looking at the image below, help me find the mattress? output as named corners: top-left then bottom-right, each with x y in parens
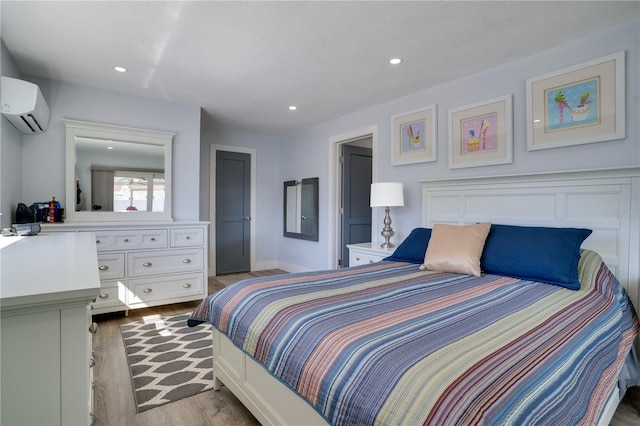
top-left (189, 249), bottom-right (639, 425)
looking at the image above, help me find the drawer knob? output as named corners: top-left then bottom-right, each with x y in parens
top-left (98, 265), bottom-right (109, 271)
top-left (90, 357), bottom-right (96, 368)
top-left (143, 262), bottom-right (153, 267)
top-left (186, 236), bottom-right (191, 240)
top-left (183, 258), bottom-right (191, 264)
top-left (96, 239), bottom-right (101, 244)
top-left (356, 257), bottom-right (361, 261)
top-left (124, 238), bottom-right (129, 243)
top-left (98, 293), bottom-right (109, 299)
top-left (369, 260), bottom-right (374, 263)
top-left (143, 288), bottom-right (153, 293)
top-left (151, 237), bottom-right (156, 241)
top-left (183, 283), bottom-right (192, 288)
top-left (89, 322), bottom-right (98, 334)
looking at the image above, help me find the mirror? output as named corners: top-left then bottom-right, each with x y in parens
top-left (283, 177), bottom-right (318, 241)
top-left (63, 119), bottom-right (174, 222)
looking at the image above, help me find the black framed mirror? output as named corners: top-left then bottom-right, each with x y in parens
top-left (283, 177), bottom-right (318, 241)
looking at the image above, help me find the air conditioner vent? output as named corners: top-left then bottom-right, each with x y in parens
top-left (1, 76), bottom-right (50, 134)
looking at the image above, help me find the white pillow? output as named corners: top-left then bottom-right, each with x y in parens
top-left (420, 222), bottom-right (491, 277)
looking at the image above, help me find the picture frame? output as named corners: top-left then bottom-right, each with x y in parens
top-left (526, 50), bottom-right (625, 151)
top-left (391, 105), bottom-right (437, 166)
top-left (448, 94), bottom-right (513, 169)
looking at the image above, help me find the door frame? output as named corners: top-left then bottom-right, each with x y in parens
top-left (327, 125), bottom-right (379, 269)
top-left (209, 145), bottom-right (256, 276)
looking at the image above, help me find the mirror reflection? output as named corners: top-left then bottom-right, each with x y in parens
top-left (63, 119), bottom-right (174, 222)
top-left (75, 137), bottom-right (165, 212)
top-left (284, 177), bottom-right (318, 241)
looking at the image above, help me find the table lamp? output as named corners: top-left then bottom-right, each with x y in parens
top-left (370, 182), bottom-right (404, 248)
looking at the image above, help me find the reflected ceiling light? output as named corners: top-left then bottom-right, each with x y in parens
top-left (114, 66), bottom-right (127, 73)
top-left (289, 106), bottom-right (297, 110)
top-left (389, 58), bottom-right (403, 65)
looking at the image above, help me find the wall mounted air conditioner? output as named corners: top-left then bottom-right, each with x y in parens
top-left (1, 76), bottom-right (50, 134)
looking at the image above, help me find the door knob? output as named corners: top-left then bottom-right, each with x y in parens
top-left (243, 216), bottom-right (251, 221)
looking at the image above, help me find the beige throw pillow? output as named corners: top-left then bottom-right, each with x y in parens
top-left (420, 222), bottom-right (491, 277)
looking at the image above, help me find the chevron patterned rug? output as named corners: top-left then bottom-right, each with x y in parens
top-left (120, 312), bottom-right (213, 413)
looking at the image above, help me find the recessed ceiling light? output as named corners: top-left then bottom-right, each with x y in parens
top-left (289, 106), bottom-right (297, 111)
top-left (389, 58), bottom-right (402, 65)
top-left (114, 66), bottom-right (127, 73)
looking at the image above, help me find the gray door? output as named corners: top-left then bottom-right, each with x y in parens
top-left (216, 151), bottom-right (251, 274)
top-left (341, 145), bottom-right (372, 266)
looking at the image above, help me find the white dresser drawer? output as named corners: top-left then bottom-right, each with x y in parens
top-left (94, 229), bottom-right (168, 252)
top-left (42, 222), bottom-right (208, 315)
top-left (97, 253), bottom-right (125, 280)
top-left (347, 243), bottom-right (394, 267)
top-left (350, 252), bottom-right (384, 266)
top-left (92, 281), bottom-right (126, 310)
top-left (170, 227), bottom-right (205, 248)
top-left (128, 248), bottom-right (204, 277)
top-left (128, 273), bottom-right (204, 305)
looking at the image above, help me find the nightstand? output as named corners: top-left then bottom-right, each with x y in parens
top-left (347, 242), bottom-right (396, 266)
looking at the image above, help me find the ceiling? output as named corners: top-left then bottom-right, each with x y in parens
top-left (2, 1), bottom-right (638, 136)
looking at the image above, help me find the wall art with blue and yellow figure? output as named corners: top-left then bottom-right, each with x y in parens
top-left (545, 77), bottom-right (599, 132)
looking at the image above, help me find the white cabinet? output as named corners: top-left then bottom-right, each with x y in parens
top-left (347, 242), bottom-right (395, 266)
top-left (1, 232), bottom-right (100, 426)
top-left (128, 248), bottom-right (204, 277)
top-left (42, 221), bottom-right (209, 314)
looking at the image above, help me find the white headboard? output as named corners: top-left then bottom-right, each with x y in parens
top-left (421, 167), bottom-right (639, 311)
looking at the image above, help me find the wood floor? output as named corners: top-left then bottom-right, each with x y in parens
top-left (91, 270), bottom-right (285, 426)
top-left (92, 269), bottom-right (640, 426)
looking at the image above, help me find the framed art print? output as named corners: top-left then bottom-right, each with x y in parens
top-left (391, 105), bottom-right (437, 166)
top-left (448, 94), bottom-right (512, 169)
top-left (526, 50), bottom-right (625, 151)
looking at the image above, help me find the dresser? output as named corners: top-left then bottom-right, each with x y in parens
top-left (42, 221), bottom-right (209, 315)
top-left (1, 232), bottom-right (100, 426)
top-left (347, 242), bottom-right (395, 266)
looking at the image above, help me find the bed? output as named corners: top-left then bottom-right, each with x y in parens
top-left (189, 168), bottom-right (640, 425)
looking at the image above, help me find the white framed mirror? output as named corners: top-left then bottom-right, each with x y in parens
top-left (63, 119), bottom-right (174, 222)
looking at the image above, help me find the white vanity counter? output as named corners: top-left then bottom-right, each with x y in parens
top-left (1, 231), bottom-right (100, 426)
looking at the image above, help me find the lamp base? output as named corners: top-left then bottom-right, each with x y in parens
top-left (380, 241), bottom-right (395, 249)
top-left (379, 206), bottom-right (395, 249)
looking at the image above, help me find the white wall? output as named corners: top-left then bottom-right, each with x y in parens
top-left (4, 21), bottom-right (637, 273)
top-left (277, 20), bottom-right (640, 272)
top-left (0, 40), bottom-right (24, 228)
top-left (18, 78), bottom-right (201, 220)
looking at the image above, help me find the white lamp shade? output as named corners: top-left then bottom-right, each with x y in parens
top-left (370, 182), bottom-right (404, 207)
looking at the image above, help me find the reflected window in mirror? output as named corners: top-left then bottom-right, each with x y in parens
top-left (63, 119), bottom-right (174, 222)
top-left (283, 177), bottom-right (318, 241)
top-left (113, 172), bottom-right (165, 212)
top-left (88, 168), bottom-right (164, 212)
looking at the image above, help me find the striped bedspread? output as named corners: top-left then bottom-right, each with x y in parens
top-left (189, 250), bottom-right (638, 425)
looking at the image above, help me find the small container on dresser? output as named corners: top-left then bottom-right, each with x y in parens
top-left (347, 242), bottom-right (395, 266)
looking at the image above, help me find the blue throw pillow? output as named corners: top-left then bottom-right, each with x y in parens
top-left (480, 224), bottom-right (592, 290)
top-left (384, 228), bottom-right (431, 264)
